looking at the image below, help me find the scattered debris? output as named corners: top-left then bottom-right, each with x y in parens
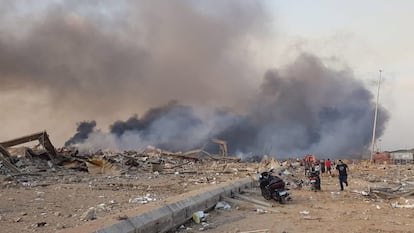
top-left (117, 215), bottom-right (129, 220)
top-left (2, 132), bottom-right (414, 233)
top-left (0, 145), bottom-right (21, 174)
top-left (192, 211), bottom-right (205, 224)
top-left (80, 207), bottom-right (97, 221)
top-left (85, 158), bottom-right (120, 175)
top-left (239, 229), bottom-right (271, 233)
top-left (128, 194), bottom-right (156, 204)
top-left (369, 185), bottom-right (414, 199)
top-left (391, 199), bottom-right (414, 209)
top-left (0, 131), bottom-right (57, 159)
top-left (351, 190), bottom-right (370, 196)
top-left (214, 201), bottom-right (231, 210)
top-left (303, 216), bottom-right (322, 221)
top-left (255, 208), bottom-right (268, 214)
top-left (36, 222), bottom-right (47, 227)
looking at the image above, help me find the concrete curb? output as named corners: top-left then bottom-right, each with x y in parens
top-left (95, 177), bottom-right (256, 233)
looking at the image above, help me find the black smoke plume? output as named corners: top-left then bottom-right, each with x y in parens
top-left (109, 102), bottom-right (205, 151)
top-left (68, 54), bottom-right (389, 157)
top-left (64, 121), bottom-right (96, 146)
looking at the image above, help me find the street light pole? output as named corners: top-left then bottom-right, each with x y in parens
top-left (370, 70), bottom-right (382, 163)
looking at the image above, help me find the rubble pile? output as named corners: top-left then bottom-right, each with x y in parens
top-left (0, 132), bottom-right (264, 233)
top-left (352, 164), bottom-right (414, 201)
top-left (1, 132), bottom-right (413, 233)
top-left (0, 132), bottom-right (248, 187)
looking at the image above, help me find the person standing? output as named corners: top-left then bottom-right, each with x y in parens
top-left (336, 160), bottom-right (349, 191)
top-left (325, 159), bottom-right (332, 175)
top-left (320, 159), bottom-right (325, 176)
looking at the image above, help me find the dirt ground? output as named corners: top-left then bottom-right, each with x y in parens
top-left (1, 160), bottom-right (413, 233)
top-left (175, 163), bottom-right (414, 233)
top-left (0, 160), bottom-right (253, 233)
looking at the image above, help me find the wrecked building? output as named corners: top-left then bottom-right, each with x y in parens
top-left (390, 149), bottom-right (414, 164)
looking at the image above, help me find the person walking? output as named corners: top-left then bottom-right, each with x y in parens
top-left (325, 158), bottom-right (332, 175)
top-left (336, 160), bottom-right (349, 191)
top-left (320, 159), bottom-right (325, 176)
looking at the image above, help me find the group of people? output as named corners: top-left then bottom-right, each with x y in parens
top-left (307, 158), bottom-right (349, 191)
top-left (308, 158), bottom-right (332, 176)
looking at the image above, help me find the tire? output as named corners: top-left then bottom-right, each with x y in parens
top-left (261, 188), bottom-right (272, 200)
top-left (279, 196), bottom-right (286, 204)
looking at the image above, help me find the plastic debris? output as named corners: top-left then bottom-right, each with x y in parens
top-left (192, 211), bottom-right (205, 224)
top-left (214, 201), bottom-right (231, 210)
top-left (128, 193), bottom-right (156, 204)
top-left (80, 207), bottom-right (96, 221)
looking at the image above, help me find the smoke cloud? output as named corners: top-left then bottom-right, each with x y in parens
top-left (64, 121), bottom-right (96, 146)
top-left (67, 54), bottom-right (389, 157)
top-left (0, 0), bottom-right (264, 111)
top-left (0, 1), bottom-right (389, 157)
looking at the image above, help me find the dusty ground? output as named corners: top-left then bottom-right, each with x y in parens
top-left (1, 160), bottom-right (413, 233)
top-left (0, 159), bottom-right (254, 233)
top-left (176, 163), bottom-right (414, 233)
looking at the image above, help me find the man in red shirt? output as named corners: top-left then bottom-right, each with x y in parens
top-left (325, 158), bottom-right (332, 175)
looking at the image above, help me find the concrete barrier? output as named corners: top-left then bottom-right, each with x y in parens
top-left (94, 177), bottom-right (255, 233)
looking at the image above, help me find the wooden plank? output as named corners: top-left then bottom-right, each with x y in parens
top-left (0, 131), bottom-right (45, 148)
top-left (0, 145), bottom-right (21, 174)
top-left (239, 229), bottom-right (270, 233)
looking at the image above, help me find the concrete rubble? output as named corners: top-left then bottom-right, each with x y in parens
top-left (0, 132), bottom-right (413, 233)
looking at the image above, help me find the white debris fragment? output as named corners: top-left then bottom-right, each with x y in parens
top-left (129, 194), bottom-right (156, 204)
top-left (214, 201), bottom-right (231, 210)
top-left (80, 207), bottom-right (96, 221)
top-left (192, 211), bottom-right (205, 224)
top-left (391, 202), bottom-right (414, 209)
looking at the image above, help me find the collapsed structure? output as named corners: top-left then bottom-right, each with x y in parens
top-left (0, 131), bottom-right (413, 233)
top-left (0, 131), bottom-right (58, 174)
top-left (0, 132), bottom-right (240, 176)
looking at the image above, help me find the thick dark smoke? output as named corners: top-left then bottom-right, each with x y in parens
top-left (109, 102), bottom-right (205, 151)
top-left (0, 1), bottom-right (389, 157)
top-left (221, 54), bottom-right (390, 157)
top-left (64, 121), bottom-right (96, 146)
top-left (67, 54), bottom-right (389, 157)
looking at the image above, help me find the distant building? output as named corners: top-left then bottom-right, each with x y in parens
top-left (372, 152), bottom-right (391, 164)
top-left (372, 149), bottom-right (414, 164)
top-left (389, 149), bottom-right (414, 164)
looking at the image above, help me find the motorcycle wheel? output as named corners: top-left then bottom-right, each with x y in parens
top-left (311, 184), bottom-right (315, 191)
top-left (279, 196), bottom-right (286, 204)
top-left (261, 188), bottom-right (272, 200)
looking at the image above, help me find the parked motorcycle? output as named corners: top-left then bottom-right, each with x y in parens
top-left (308, 170), bottom-right (321, 191)
top-left (259, 169), bottom-right (290, 204)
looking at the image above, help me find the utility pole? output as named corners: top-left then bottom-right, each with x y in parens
top-left (370, 70), bottom-right (382, 163)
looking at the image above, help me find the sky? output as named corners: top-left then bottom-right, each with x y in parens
top-left (0, 0), bottom-right (412, 155)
